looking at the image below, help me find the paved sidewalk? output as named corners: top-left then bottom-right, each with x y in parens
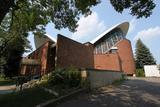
top-left (55, 77), bottom-right (160, 107)
top-left (0, 85), bottom-right (16, 94)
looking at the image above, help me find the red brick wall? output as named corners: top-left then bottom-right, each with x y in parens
top-left (94, 39), bottom-right (136, 75)
top-left (20, 41), bottom-right (50, 76)
top-left (115, 39), bottom-right (136, 75)
top-left (46, 43), bottom-right (56, 72)
top-left (94, 54), bottom-right (121, 71)
top-left (56, 35), bottom-right (94, 69)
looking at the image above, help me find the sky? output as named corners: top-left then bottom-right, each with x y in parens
top-left (27, 0), bottom-right (160, 64)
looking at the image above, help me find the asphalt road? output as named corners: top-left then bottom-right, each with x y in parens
top-left (56, 77), bottom-right (160, 107)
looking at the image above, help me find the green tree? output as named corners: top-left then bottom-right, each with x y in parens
top-left (0, 29), bottom-right (30, 77)
top-left (0, 16), bottom-right (30, 77)
top-left (1, 0), bottom-right (100, 30)
top-left (110, 0), bottom-right (155, 18)
top-left (0, 0), bottom-right (156, 25)
top-left (135, 39), bottom-right (156, 69)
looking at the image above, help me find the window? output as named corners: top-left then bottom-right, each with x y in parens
top-left (94, 28), bottom-right (125, 54)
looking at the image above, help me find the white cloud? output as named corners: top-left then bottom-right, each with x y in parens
top-left (134, 26), bottom-right (160, 41)
top-left (128, 18), bottom-right (137, 33)
top-left (71, 12), bottom-right (106, 41)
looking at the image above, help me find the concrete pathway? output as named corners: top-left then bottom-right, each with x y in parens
top-left (0, 85), bottom-right (16, 94)
top-left (56, 77), bottom-right (160, 107)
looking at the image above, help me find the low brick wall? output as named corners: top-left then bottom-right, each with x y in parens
top-left (85, 69), bottom-right (123, 88)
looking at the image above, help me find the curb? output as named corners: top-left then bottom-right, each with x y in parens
top-left (36, 88), bottom-right (87, 107)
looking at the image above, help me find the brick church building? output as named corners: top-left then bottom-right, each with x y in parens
top-left (20, 22), bottom-right (136, 76)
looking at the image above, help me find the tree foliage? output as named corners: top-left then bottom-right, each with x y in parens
top-left (135, 39), bottom-right (156, 69)
top-left (0, 0), bottom-right (156, 30)
top-left (110, 0), bottom-right (156, 18)
top-left (136, 68), bottom-right (145, 77)
top-left (0, 0), bottom-right (100, 32)
top-left (0, 28), bottom-right (30, 77)
top-left (0, 15), bottom-right (30, 77)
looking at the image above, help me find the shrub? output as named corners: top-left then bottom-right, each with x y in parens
top-left (0, 74), bottom-right (5, 80)
top-left (136, 69), bottom-right (145, 77)
top-left (41, 73), bottom-right (50, 81)
top-left (48, 68), bottom-right (65, 85)
top-left (48, 67), bottom-right (82, 88)
top-left (121, 73), bottom-right (127, 80)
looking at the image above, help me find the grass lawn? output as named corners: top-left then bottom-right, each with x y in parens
top-left (0, 77), bottom-right (15, 86)
top-left (0, 87), bottom-right (55, 107)
top-left (0, 80), bottom-right (15, 86)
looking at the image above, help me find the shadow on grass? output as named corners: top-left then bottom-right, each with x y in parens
top-left (0, 87), bottom-right (55, 107)
top-left (0, 80), bottom-right (15, 86)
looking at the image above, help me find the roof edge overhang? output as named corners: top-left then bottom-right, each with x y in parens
top-left (34, 34), bottom-right (57, 49)
top-left (90, 22), bottom-right (129, 44)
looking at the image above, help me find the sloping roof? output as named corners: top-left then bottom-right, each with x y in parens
top-left (90, 22), bottom-right (129, 44)
top-left (34, 22), bottom-right (129, 49)
top-left (34, 34), bottom-right (56, 49)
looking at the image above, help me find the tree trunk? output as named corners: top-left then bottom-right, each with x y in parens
top-left (0, 0), bottom-right (15, 24)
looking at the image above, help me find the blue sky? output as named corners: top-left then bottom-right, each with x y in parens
top-left (27, 0), bottom-right (160, 64)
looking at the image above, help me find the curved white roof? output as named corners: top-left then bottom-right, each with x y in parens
top-left (34, 34), bottom-right (56, 49)
top-left (90, 22), bottom-right (129, 44)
